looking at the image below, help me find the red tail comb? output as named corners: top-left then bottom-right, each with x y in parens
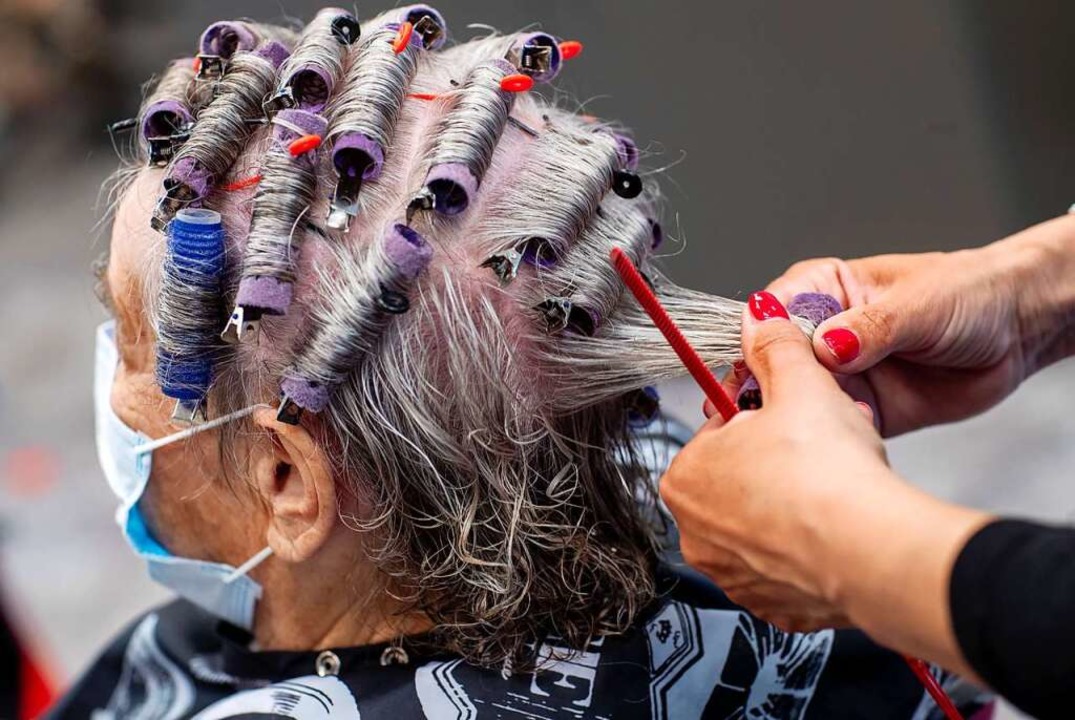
top-left (610, 247), bottom-right (739, 422)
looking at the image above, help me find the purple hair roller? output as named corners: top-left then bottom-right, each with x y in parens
top-left (402, 4), bottom-right (448, 49)
top-left (786, 292), bottom-right (844, 326)
top-left (236, 276), bottom-right (294, 318)
top-left (735, 292), bottom-right (845, 411)
top-left (736, 375), bottom-right (763, 411)
top-left (141, 100), bottom-right (193, 142)
top-left (422, 163), bottom-right (479, 217)
top-left (326, 133), bottom-right (387, 231)
top-left (151, 157), bottom-right (212, 231)
top-left (276, 224), bottom-right (432, 424)
top-left (196, 21), bottom-right (258, 78)
top-left (536, 297), bottom-right (599, 337)
top-left (200, 21), bottom-right (258, 57)
top-left (255, 40), bottom-right (292, 70)
top-left (272, 109), bottom-right (328, 169)
top-left (384, 224), bottom-right (434, 281)
top-left (377, 224), bottom-right (433, 314)
top-left (508, 32), bottom-right (562, 83)
top-left (649, 219), bottom-right (664, 250)
top-left (272, 108), bottom-right (328, 143)
top-left (279, 376), bottom-right (332, 418)
top-left (141, 98), bottom-right (194, 166)
top-left (613, 133), bottom-right (640, 172)
top-left (221, 275), bottom-right (294, 345)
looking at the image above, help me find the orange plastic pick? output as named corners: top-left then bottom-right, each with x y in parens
top-left (560, 40), bottom-right (584, 60)
top-left (288, 134), bottom-right (322, 156)
top-left (392, 21), bottom-right (414, 54)
top-left (500, 73), bottom-right (534, 93)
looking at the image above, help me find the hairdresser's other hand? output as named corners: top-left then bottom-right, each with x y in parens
top-left (663, 292), bottom-right (992, 672)
top-left (662, 292), bottom-right (887, 632)
top-left (763, 215), bottom-right (1075, 436)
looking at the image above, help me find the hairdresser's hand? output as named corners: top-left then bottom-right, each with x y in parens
top-left (760, 215), bottom-right (1075, 436)
top-left (662, 292), bottom-right (887, 631)
top-left (662, 293), bottom-right (991, 658)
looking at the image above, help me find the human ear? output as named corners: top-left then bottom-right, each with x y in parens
top-left (250, 408), bottom-right (337, 563)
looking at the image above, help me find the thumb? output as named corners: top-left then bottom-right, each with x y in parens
top-left (743, 291), bottom-right (838, 404)
top-left (812, 298), bottom-right (922, 373)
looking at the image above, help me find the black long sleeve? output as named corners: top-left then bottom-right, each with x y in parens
top-left (950, 518), bottom-right (1075, 719)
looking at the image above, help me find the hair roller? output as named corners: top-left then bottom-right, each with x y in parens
top-left (151, 41), bottom-right (292, 231)
top-left (139, 58), bottom-right (196, 166)
top-left (602, 130), bottom-right (643, 199)
top-left (627, 385), bottom-right (661, 428)
top-left (155, 208), bottom-right (226, 425)
top-left (409, 59), bottom-right (516, 220)
top-left (276, 223), bottom-right (433, 424)
top-left (535, 297), bottom-right (600, 337)
top-left (221, 108), bottom-right (328, 343)
top-left (475, 126), bottom-right (621, 277)
top-left (527, 196), bottom-right (654, 335)
top-left (400, 4), bottom-right (448, 49)
top-left (324, 22), bottom-right (424, 231)
top-left (264, 8), bottom-right (359, 116)
top-left (361, 4), bottom-right (448, 48)
top-left (506, 32), bottom-right (562, 83)
top-left (611, 132), bottom-right (639, 172)
top-left (196, 21), bottom-right (259, 79)
top-left (735, 293), bottom-right (843, 410)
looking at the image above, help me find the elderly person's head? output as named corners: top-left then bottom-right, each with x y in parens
top-left (96, 7), bottom-right (751, 668)
top-left (68, 8), bottom-right (999, 719)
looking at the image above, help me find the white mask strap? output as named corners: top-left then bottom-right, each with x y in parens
top-left (225, 545), bottom-right (274, 583)
top-left (134, 403), bottom-right (271, 456)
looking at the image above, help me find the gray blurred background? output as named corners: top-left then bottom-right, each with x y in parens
top-left (0, 1), bottom-right (1072, 717)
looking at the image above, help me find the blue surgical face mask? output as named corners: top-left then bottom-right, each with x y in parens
top-left (94, 320), bottom-right (271, 631)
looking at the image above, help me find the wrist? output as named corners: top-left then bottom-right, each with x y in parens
top-left (806, 468), bottom-right (993, 665)
top-left (986, 214), bottom-right (1075, 372)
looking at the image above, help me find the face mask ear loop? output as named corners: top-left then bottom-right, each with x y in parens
top-left (224, 545), bottom-right (274, 583)
top-left (133, 403), bottom-right (272, 456)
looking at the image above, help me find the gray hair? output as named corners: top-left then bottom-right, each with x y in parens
top-left (118, 7), bottom-right (815, 670)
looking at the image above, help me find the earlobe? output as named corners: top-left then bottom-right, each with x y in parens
top-left (251, 408), bottom-right (337, 563)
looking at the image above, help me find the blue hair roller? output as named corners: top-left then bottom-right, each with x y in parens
top-left (156, 208), bottom-right (226, 424)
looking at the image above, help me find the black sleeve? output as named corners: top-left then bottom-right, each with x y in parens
top-left (950, 518), bottom-right (1075, 720)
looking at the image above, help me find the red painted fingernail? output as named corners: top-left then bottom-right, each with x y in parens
top-left (748, 291), bottom-right (788, 321)
top-left (702, 399), bottom-right (716, 419)
top-left (822, 328), bottom-right (861, 364)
